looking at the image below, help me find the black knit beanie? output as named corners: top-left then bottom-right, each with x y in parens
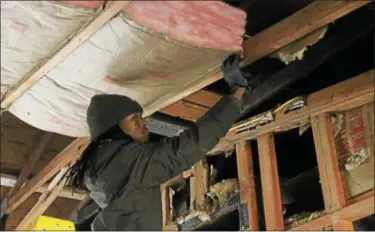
top-left (87, 94), bottom-right (143, 141)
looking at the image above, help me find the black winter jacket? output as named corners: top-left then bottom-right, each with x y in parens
top-left (84, 95), bottom-right (242, 230)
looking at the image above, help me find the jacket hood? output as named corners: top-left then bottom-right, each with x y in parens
top-left (87, 94), bottom-right (143, 141)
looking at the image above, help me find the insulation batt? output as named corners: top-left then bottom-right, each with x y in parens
top-left (60, 0), bottom-right (247, 50)
top-left (1, 1), bottom-right (246, 137)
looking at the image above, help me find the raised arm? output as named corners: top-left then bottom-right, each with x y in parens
top-left (139, 54), bottom-right (250, 185)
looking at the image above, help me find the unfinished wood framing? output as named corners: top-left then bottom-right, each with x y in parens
top-left (193, 159), bottom-right (209, 208)
top-left (235, 141), bottom-right (258, 230)
top-left (6, 137), bottom-right (89, 214)
top-left (143, 1), bottom-right (368, 117)
top-left (257, 133), bottom-right (284, 230)
top-left (0, 1), bottom-right (131, 110)
top-left (15, 171), bottom-right (69, 230)
top-left (5, 1), bottom-right (373, 229)
top-left (332, 220), bottom-right (355, 231)
top-left (210, 69), bottom-right (374, 153)
top-left (0, 173), bottom-right (86, 201)
top-left (161, 185), bottom-right (173, 230)
top-left (242, 1), bottom-right (370, 64)
top-left (312, 113), bottom-right (347, 212)
top-left (289, 191), bottom-right (374, 231)
top-left (4, 132), bottom-right (53, 199)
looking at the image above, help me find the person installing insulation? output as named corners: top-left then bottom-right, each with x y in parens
top-left (66, 54), bottom-right (252, 230)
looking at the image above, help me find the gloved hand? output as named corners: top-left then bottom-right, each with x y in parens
top-left (221, 54), bottom-right (250, 92)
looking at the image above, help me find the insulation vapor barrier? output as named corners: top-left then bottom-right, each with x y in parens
top-left (1, 1), bottom-right (246, 137)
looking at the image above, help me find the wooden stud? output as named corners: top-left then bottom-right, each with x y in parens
top-left (1, 1), bottom-right (131, 110)
top-left (15, 168), bottom-right (69, 230)
top-left (161, 186), bottom-right (172, 229)
top-left (332, 220), bottom-right (355, 231)
top-left (6, 137), bottom-right (89, 214)
top-left (210, 69), bottom-right (374, 154)
top-left (162, 169), bottom-right (193, 188)
top-left (5, 132), bottom-right (53, 199)
top-left (143, 1), bottom-right (369, 117)
top-left (257, 133), bottom-right (284, 230)
top-left (236, 141), bottom-right (258, 230)
top-left (242, 1), bottom-right (370, 64)
top-left (0, 173), bottom-right (86, 201)
top-left (194, 160), bottom-right (208, 208)
top-left (311, 113), bottom-right (346, 212)
top-left (289, 192), bottom-right (374, 231)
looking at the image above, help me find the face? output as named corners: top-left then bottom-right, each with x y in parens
top-left (119, 112), bottom-right (149, 142)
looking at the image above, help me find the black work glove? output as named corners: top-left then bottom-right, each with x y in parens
top-left (221, 54), bottom-right (250, 93)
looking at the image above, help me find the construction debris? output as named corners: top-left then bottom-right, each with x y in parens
top-left (206, 178), bottom-right (239, 206)
top-left (270, 26), bottom-right (328, 64)
top-left (345, 148), bottom-right (369, 171)
top-left (285, 210), bottom-right (326, 226)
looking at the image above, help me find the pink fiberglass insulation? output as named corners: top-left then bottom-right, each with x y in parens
top-left (58, 1), bottom-right (247, 51)
top-left (123, 1), bottom-right (246, 51)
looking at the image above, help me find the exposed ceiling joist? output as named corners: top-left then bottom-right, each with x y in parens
top-left (5, 0), bottom-right (370, 219)
top-left (1, 173), bottom-right (86, 201)
top-left (0, 1), bottom-right (131, 111)
top-left (5, 138), bottom-right (89, 214)
top-left (4, 132), bottom-right (53, 200)
top-left (143, 1), bottom-right (370, 117)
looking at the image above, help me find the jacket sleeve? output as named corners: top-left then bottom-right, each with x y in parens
top-left (139, 95), bottom-right (242, 186)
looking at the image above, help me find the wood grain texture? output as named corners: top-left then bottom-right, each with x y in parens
top-left (236, 141), bottom-right (258, 230)
top-left (311, 113), bottom-right (346, 212)
top-left (257, 133), bottom-right (284, 230)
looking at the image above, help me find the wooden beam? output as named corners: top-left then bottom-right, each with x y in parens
top-left (5, 132), bottom-right (53, 199)
top-left (15, 168), bottom-right (69, 230)
top-left (235, 141), bottom-right (258, 230)
top-left (332, 220), bottom-right (355, 231)
top-left (161, 169), bottom-right (193, 188)
top-left (257, 133), bottom-right (284, 230)
top-left (143, 1), bottom-right (368, 117)
top-left (242, 1), bottom-right (370, 64)
top-left (193, 160), bottom-right (209, 208)
top-left (159, 100), bottom-right (208, 122)
top-left (161, 185), bottom-right (171, 228)
top-left (289, 192), bottom-right (374, 231)
top-left (183, 90), bottom-right (222, 108)
top-left (6, 137), bottom-right (89, 214)
top-left (0, 173), bottom-right (86, 201)
top-left (0, 1), bottom-right (131, 110)
top-left (208, 69), bottom-right (374, 154)
top-left (311, 113), bottom-right (347, 212)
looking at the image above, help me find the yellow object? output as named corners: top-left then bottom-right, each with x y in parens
top-left (25, 215), bottom-right (75, 231)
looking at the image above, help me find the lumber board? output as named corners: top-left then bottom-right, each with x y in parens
top-left (15, 175), bottom-right (68, 230)
top-left (159, 100), bottom-right (208, 122)
top-left (4, 132), bottom-right (53, 199)
top-left (143, 1), bottom-right (369, 117)
top-left (0, 173), bottom-right (86, 201)
top-left (332, 220), bottom-right (355, 231)
top-left (6, 137), bottom-right (89, 214)
top-left (289, 191), bottom-right (374, 231)
top-left (183, 90), bottom-right (222, 108)
top-left (0, 1), bottom-right (131, 110)
top-left (311, 113), bottom-right (347, 212)
top-left (208, 69), bottom-right (374, 154)
top-left (242, 1), bottom-right (370, 64)
top-left (257, 133), bottom-right (284, 230)
top-left (193, 160), bottom-right (208, 207)
top-left (161, 186), bottom-right (171, 228)
top-left (235, 141), bottom-right (258, 230)
top-left (161, 169), bottom-right (193, 188)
